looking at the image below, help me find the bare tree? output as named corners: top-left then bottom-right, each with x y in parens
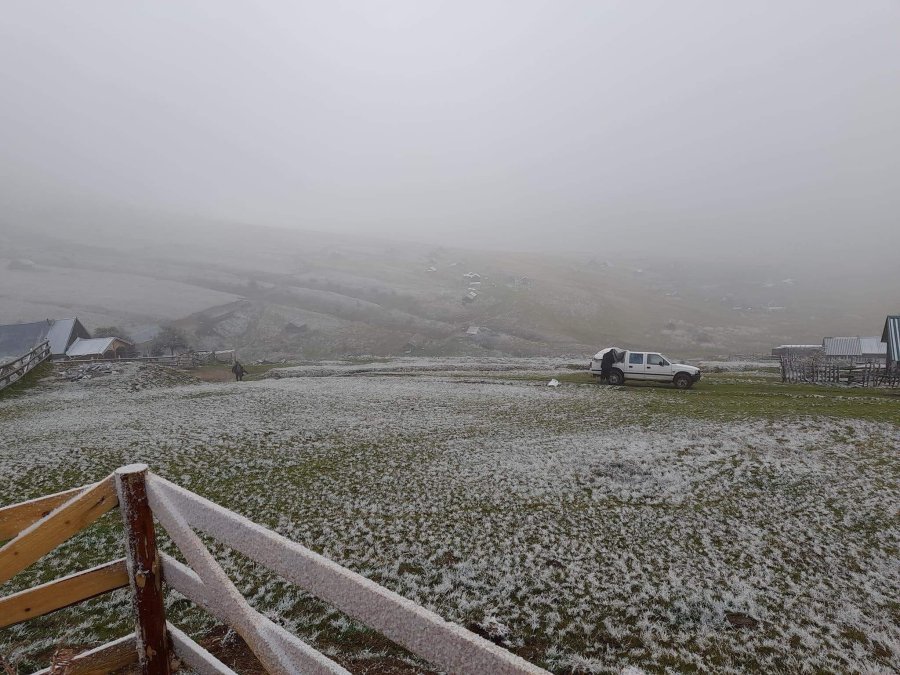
top-left (151, 326), bottom-right (190, 356)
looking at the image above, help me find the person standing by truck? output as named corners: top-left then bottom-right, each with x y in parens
top-left (599, 349), bottom-right (616, 383)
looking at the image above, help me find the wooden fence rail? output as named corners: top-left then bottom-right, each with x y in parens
top-left (0, 465), bottom-right (548, 675)
top-left (0, 340), bottom-right (50, 392)
top-left (780, 356), bottom-right (900, 387)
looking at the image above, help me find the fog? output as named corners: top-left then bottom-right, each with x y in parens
top-left (1, 1), bottom-right (899, 261)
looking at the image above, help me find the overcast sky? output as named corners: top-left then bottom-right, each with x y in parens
top-left (1, 1), bottom-right (898, 258)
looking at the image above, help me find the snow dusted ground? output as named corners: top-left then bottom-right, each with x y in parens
top-left (697, 360), bottom-right (781, 376)
top-left (1, 362), bottom-right (898, 673)
top-left (266, 356), bottom-right (588, 378)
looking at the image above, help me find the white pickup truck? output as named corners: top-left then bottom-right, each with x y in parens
top-left (590, 348), bottom-right (701, 389)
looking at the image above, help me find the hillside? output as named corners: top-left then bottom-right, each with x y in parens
top-left (0, 215), bottom-right (891, 360)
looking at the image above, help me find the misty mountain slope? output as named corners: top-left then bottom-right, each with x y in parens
top-left (0, 260), bottom-right (240, 327)
top-left (1, 217), bottom-right (892, 359)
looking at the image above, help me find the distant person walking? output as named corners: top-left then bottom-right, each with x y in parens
top-left (232, 361), bottom-right (246, 382)
top-left (600, 349), bottom-right (616, 383)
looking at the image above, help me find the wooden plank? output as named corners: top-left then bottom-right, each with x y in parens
top-left (161, 554), bottom-right (349, 674)
top-left (0, 558), bottom-right (128, 629)
top-left (29, 634), bottom-right (139, 675)
top-left (148, 474), bottom-right (549, 675)
top-left (0, 476), bottom-right (118, 585)
top-left (116, 464), bottom-right (171, 675)
top-left (149, 490), bottom-right (308, 674)
top-left (168, 622), bottom-right (238, 675)
top-left (0, 485), bottom-right (88, 542)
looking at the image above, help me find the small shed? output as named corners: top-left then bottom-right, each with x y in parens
top-left (858, 337), bottom-right (887, 363)
top-left (823, 336), bottom-right (860, 361)
top-left (66, 337), bottom-right (134, 360)
top-left (883, 315), bottom-right (900, 368)
top-left (823, 336), bottom-right (887, 364)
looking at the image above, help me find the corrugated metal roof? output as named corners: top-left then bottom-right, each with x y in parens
top-left (823, 336), bottom-right (861, 357)
top-left (858, 337), bottom-right (887, 356)
top-left (66, 337), bottom-right (118, 357)
top-left (45, 318), bottom-right (90, 356)
top-left (45, 319), bottom-right (73, 356)
top-left (883, 316), bottom-right (900, 361)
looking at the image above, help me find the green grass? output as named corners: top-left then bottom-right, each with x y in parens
top-left (0, 362), bottom-right (53, 401)
top-left (472, 370), bottom-right (900, 424)
top-left (2, 363), bottom-right (897, 672)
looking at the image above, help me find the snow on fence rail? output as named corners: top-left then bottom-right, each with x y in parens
top-left (0, 465), bottom-right (548, 675)
top-left (0, 340), bottom-right (50, 392)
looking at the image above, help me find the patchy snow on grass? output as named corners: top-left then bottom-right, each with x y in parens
top-left (1, 362), bottom-right (898, 673)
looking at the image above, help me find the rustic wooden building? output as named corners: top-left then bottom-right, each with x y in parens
top-left (66, 336), bottom-right (134, 360)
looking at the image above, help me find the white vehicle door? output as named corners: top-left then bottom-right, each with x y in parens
top-left (645, 353), bottom-right (673, 381)
top-left (625, 351), bottom-right (647, 379)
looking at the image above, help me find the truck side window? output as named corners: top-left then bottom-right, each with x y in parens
top-left (648, 354), bottom-right (665, 366)
top-left (629, 352), bottom-right (644, 365)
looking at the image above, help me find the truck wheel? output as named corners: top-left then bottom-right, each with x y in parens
top-left (673, 373), bottom-right (693, 389)
top-left (608, 370), bottom-right (624, 386)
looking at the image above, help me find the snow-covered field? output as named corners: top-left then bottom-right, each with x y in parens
top-left (1, 363), bottom-right (898, 673)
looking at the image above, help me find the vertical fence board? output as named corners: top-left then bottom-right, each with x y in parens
top-left (116, 464), bottom-right (171, 675)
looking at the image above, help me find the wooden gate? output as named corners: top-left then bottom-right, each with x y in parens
top-left (0, 465), bottom-right (547, 675)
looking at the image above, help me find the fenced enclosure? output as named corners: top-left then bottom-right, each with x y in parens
top-left (780, 354), bottom-right (900, 387)
top-left (0, 465), bottom-right (547, 675)
top-left (59, 350), bottom-right (235, 370)
top-left (0, 341), bottom-right (50, 392)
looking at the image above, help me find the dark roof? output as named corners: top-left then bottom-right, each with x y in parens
top-left (0, 317), bottom-right (91, 361)
top-left (0, 320), bottom-right (52, 361)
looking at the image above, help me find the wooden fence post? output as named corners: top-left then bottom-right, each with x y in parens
top-left (116, 464), bottom-right (172, 675)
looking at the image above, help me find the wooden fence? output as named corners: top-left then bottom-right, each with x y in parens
top-left (0, 465), bottom-right (547, 675)
top-left (780, 355), bottom-right (900, 387)
top-left (0, 341), bottom-right (51, 393)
